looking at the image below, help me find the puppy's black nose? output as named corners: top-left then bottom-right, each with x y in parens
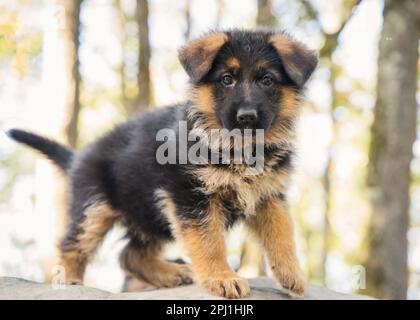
top-left (236, 108), bottom-right (258, 127)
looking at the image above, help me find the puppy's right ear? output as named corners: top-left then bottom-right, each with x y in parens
top-left (178, 32), bottom-right (228, 83)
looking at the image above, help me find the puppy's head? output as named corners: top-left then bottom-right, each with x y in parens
top-left (179, 30), bottom-right (317, 136)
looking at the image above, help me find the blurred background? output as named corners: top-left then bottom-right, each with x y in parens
top-left (0, 0), bottom-right (419, 300)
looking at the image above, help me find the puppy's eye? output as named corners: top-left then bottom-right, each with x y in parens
top-left (221, 74), bottom-right (234, 87)
top-left (261, 74), bottom-right (274, 87)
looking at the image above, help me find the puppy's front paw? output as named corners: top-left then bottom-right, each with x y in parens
top-left (201, 274), bottom-right (250, 299)
top-left (154, 263), bottom-right (194, 288)
top-left (273, 264), bottom-right (306, 298)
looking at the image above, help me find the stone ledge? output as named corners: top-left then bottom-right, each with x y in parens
top-left (0, 276), bottom-right (374, 300)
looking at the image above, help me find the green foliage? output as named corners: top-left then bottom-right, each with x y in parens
top-left (0, 9), bottom-right (42, 76)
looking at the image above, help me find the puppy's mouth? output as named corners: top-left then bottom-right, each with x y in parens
top-left (220, 120), bottom-right (271, 133)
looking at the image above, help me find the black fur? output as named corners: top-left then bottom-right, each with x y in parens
top-left (6, 129), bottom-right (74, 172)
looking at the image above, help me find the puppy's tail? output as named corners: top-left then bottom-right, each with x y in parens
top-left (6, 128), bottom-right (74, 173)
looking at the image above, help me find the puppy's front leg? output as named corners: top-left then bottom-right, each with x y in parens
top-left (173, 201), bottom-right (250, 299)
top-left (247, 197), bottom-right (306, 297)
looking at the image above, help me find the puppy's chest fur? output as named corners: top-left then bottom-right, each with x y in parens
top-left (193, 147), bottom-right (293, 223)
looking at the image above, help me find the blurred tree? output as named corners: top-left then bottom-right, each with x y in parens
top-left (115, 0), bottom-right (151, 116)
top-left (215, 0), bottom-right (224, 29)
top-left (366, 0), bottom-right (420, 300)
top-left (40, 0), bottom-right (83, 282)
top-left (61, 0), bottom-right (82, 148)
top-left (184, 0), bottom-right (192, 41)
top-left (301, 0), bottom-right (362, 284)
top-left (237, 231), bottom-right (265, 277)
top-left (57, 0), bottom-right (83, 230)
top-left (115, 0), bottom-right (128, 114)
top-left (256, 0), bottom-right (276, 27)
top-left (135, 0), bottom-right (151, 113)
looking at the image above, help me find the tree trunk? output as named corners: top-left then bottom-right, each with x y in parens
top-left (237, 233), bottom-right (266, 277)
top-left (132, 0), bottom-right (151, 115)
top-left (215, 0), bottom-right (224, 28)
top-left (256, 0), bottom-right (276, 27)
top-left (60, 0), bottom-right (82, 148)
top-left (366, 0), bottom-right (419, 300)
top-left (115, 0), bottom-right (128, 111)
top-left (184, 0), bottom-right (192, 41)
top-left (40, 0), bottom-right (83, 282)
top-left (115, 0), bottom-right (151, 116)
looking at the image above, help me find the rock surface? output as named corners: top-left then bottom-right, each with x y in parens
top-left (0, 276), bottom-right (373, 300)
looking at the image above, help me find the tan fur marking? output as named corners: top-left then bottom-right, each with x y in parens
top-left (279, 87), bottom-right (299, 119)
top-left (119, 239), bottom-right (192, 288)
top-left (60, 250), bottom-right (85, 285)
top-left (247, 197), bottom-right (306, 297)
top-left (60, 201), bottom-right (119, 284)
top-left (182, 199), bottom-right (229, 276)
top-left (255, 60), bottom-right (283, 79)
top-left (189, 84), bottom-right (222, 131)
top-left (226, 57), bottom-right (240, 69)
top-left (193, 84), bottom-right (215, 115)
top-left (269, 34), bottom-right (295, 57)
top-left (265, 87), bottom-right (299, 145)
top-left (255, 59), bottom-right (269, 69)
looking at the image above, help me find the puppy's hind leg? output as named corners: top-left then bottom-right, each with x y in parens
top-left (119, 237), bottom-right (193, 289)
top-left (59, 200), bottom-right (119, 285)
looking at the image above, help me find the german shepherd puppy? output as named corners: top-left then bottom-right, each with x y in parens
top-left (7, 29), bottom-right (317, 299)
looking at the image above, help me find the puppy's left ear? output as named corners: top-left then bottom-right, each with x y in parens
top-left (178, 32), bottom-right (228, 83)
top-left (269, 34), bottom-right (318, 88)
